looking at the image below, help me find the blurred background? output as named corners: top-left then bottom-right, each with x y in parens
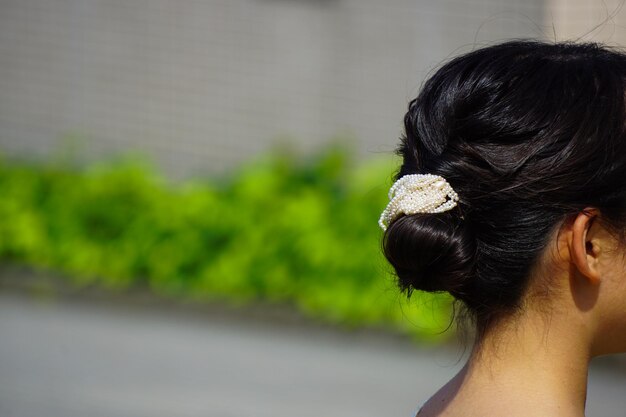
top-left (0, 1), bottom-right (625, 416)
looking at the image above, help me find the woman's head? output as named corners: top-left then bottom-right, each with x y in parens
top-left (381, 39), bottom-right (626, 353)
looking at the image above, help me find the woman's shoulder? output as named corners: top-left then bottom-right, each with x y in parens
top-left (412, 399), bottom-right (426, 417)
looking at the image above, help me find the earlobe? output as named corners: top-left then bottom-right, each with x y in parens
top-left (569, 209), bottom-right (601, 285)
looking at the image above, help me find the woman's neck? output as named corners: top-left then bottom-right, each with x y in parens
top-left (425, 309), bottom-right (593, 416)
top-left (469, 309), bottom-right (591, 415)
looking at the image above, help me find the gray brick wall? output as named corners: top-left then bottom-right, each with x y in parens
top-left (0, 0), bottom-right (551, 180)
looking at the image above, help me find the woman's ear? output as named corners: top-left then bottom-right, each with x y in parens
top-left (568, 208), bottom-right (601, 285)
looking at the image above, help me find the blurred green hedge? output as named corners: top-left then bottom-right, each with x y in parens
top-left (0, 141), bottom-right (455, 344)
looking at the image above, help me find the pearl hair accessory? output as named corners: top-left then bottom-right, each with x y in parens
top-left (378, 173), bottom-right (460, 231)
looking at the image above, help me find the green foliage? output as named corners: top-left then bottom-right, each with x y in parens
top-left (0, 141), bottom-right (456, 344)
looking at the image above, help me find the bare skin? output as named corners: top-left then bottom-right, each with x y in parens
top-left (417, 208), bottom-right (626, 417)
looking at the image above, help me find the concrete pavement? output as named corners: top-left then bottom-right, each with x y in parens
top-left (0, 292), bottom-right (624, 417)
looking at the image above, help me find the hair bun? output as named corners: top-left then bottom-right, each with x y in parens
top-left (382, 212), bottom-right (476, 298)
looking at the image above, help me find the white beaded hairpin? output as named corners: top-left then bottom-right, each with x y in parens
top-left (378, 173), bottom-right (460, 231)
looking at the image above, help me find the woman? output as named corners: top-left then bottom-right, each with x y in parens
top-left (378, 39), bottom-right (626, 417)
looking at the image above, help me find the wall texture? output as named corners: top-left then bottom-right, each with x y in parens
top-left (0, 0), bottom-right (618, 180)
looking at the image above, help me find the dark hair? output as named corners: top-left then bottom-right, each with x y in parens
top-left (381, 38), bottom-right (626, 343)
